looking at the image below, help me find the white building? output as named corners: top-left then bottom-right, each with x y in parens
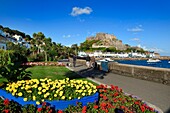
top-left (12, 34), bottom-right (30, 48)
top-left (0, 30), bottom-right (7, 50)
top-left (12, 34), bottom-right (23, 44)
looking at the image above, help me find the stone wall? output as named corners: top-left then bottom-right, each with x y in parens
top-left (74, 59), bottom-right (170, 85)
top-left (109, 62), bottom-right (170, 85)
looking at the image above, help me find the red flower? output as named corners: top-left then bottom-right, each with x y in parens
top-left (37, 108), bottom-right (42, 112)
top-left (135, 101), bottom-right (140, 105)
top-left (105, 109), bottom-right (109, 113)
top-left (82, 106), bottom-right (87, 113)
top-left (103, 96), bottom-right (108, 100)
top-left (149, 107), bottom-right (154, 111)
top-left (115, 86), bottom-right (119, 90)
top-left (119, 98), bottom-right (122, 101)
top-left (42, 102), bottom-right (46, 106)
top-left (100, 102), bottom-right (107, 107)
top-left (140, 105), bottom-right (146, 112)
top-left (46, 106), bottom-right (50, 110)
top-left (114, 92), bottom-right (119, 97)
top-left (113, 98), bottom-right (117, 103)
top-left (3, 109), bottom-right (9, 113)
top-left (121, 105), bottom-right (125, 109)
top-left (93, 105), bottom-right (98, 109)
top-left (4, 99), bottom-right (10, 106)
top-left (100, 94), bottom-right (103, 97)
top-left (82, 106), bottom-right (87, 110)
top-left (58, 110), bottom-right (63, 113)
top-left (111, 85), bottom-right (115, 90)
top-left (48, 109), bottom-right (53, 113)
top-left (96, 85), bottom-right (101, 89)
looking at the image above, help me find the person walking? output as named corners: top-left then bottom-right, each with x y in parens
top-left (90, 55), bottom-right (96, 69)
top-left (86, 55), bottom-right (91, 68)
top-left (72, 54), bottom-right (76, 67)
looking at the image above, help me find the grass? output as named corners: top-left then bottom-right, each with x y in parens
top-left (26, 66), bottom-right (99, 85)
top-left (26, 66), bottom-right (78, 80)
top-left (0, 66), bottom-right (98, 85)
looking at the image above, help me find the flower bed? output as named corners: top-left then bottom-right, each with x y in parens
top-left (0, 80), bottom-right (158, 113)
top-left (22, 62), bottom-right (65, 66)
top-left (1, 78), bottom-right (98, 110)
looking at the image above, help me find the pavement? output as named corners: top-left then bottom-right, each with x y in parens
top-left (67, 63), bottom-right (170, 113)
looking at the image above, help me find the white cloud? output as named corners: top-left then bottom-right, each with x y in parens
top-left (127, 25), bottom-right (144, 32)
top-left (63, 34), bottom-right (71, 38)
top-left (139, 45), bottom-right (164, 53)
top-left (70, 7), bottom-right (93, 16)
top-left (127, 27), bottom-right (143, 32)
top-left (148, 48), bottom-right (164, 53)
top-left (62, 34), bottom-right (80, 38)
top-left (130, 38), bottom-right (140, 41)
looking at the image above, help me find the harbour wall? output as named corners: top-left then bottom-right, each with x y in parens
top-left (74, 59), bottom-right (170, 85)
top-left (108, 62), bottom-right (170, 85)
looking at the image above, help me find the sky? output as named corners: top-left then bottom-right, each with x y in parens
top-left (0, 0), bottom-right (170, 56)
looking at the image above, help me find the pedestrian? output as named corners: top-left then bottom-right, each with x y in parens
top-left (86, 55), bottom-right (91, 68)
top-left (72, 54), bottom-right (76, 67)
top-left (90, 55), bottom-right (96, 68)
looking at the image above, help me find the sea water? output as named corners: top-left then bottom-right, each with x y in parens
top-left (116, 60), bottom-right (170, 69)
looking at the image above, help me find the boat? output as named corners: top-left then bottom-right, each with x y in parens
top-left (147, 59), bottom-right (161, 63)
top-left (168, 61), bottom-right (170, 63)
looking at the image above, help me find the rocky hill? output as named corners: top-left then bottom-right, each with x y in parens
top-left (86, 33), bottom-right (128, 50)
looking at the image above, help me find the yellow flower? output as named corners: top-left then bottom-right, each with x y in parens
top-left (18, 92), bottom-right (23, 96)
top-left (45, 92), bottom-right (50, 96)
top-left (6, 87), bottom-right (9, 91)
top-left (24, 98), bottom-right (28, 101)
top-left (54, 94), bottom-right (57, 97)
top-left (38, 92), bottom-right (42, 95)
top-left (27, 90), bottom-right (32, 93)
top-left (69, 97), bottom-right (72, 100)
top-left (33, 96), bottom-right (36, 101)
top-left (61, 96), bottom-right (65, 100)
top-left (78, 97), bottom-right (81, 99)
top-left (36, 101), bottom-right (40, 105)
top-left (44, 94), bottom-right (47, 98)
top-left (42, 89), bottom-right (46, 93)
top-left (82, 93), bottom-right (85, 96)
top-left (82, 86), bottom-right (85, 89)
top-left (41, 99), bottom-right (44, 102)
top-left (12, 92), bottom-right (15, 96)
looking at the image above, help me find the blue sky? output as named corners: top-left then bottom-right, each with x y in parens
top-left (0, 0), bottom-right (170, 56)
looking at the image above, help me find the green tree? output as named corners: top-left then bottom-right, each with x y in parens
top-left (33, 32), bottom-right (45, 54)
top-left (42, 37), bottom-right (52, 61)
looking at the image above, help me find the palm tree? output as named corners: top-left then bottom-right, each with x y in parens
top-left (33, 32), bottom-right (45, 54)
top-left (42, 37), bottom-right (52, 61)
top-left (30, 38), bottom-right (38, 56)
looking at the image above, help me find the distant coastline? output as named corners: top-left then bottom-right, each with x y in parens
top-left (95, 57), bottom-right (170, 61)
top-left (110, 57), bottom-right (170, 60)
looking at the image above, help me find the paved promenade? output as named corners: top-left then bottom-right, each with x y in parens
top-left (67, 64), bottom-right (170, 113)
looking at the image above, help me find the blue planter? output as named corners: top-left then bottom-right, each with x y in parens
top-left (0, 89), bottom-right (99, 110)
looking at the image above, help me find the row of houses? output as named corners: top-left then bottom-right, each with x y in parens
top-left (78, 51), bottom-right (160, 58)
top-left (0, 29), bottom-right (30, 49)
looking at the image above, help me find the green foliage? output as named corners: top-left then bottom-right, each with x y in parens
top-left (0, 50), bottom-right (31, 82)
top-left (80, 40), bottom-right (99, 51)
